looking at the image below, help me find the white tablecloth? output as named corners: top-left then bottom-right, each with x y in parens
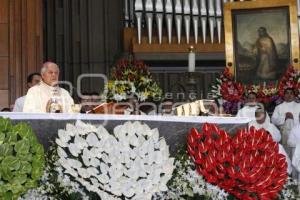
top-left (0, 112), bottom-right (251, 124)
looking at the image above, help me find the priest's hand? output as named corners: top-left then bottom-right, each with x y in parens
top-left (285, 112), bottom-right (294, 120)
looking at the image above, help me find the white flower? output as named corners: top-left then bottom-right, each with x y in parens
top-left (57, 147), bottom-right (67, 158)
top-left (86, 132), bottom-right (100, 147)
top-left (55, 121), bottom-right (174, 200)
top-left (113, 93), bottom-right (127, 101)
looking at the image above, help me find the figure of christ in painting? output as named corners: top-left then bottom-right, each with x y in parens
top-left (254, 27), bottom-right (278, 80)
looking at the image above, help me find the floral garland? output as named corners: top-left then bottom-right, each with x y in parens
top-left (54, 120), bottom-right (174, 199)
top-left (278, 66), bottom-right (300, 97)
top-left (187, 123), bottom-right (288, 200)
top-left (106, 58), bottom-right (163, 102)
top-left (210, 66), bottom-right (300, 114)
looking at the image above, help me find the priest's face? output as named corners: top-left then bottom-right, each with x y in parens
top-left (28, 75), bottom-right (41, 88)
top-left (42, 64), bottom-right (59, 86)
top-left (256, 112), bottom-right (266, 124)
top-left (247, 93), bottom-right (257, 106)
top-left (284, 89), bottom-right (295, 102)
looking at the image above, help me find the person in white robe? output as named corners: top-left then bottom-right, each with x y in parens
top-left (271, 88), bottom-right (300, 157)
top-left (249, 108), bottom-right (292, 174)
top-left (288, 123), bottom-right (300, 189)
top-left (236, 92), bottom-right (270, 121)
top-left (13, 73), bottom-right (41, 112)
top-left (23, 62), bottom-right (74, 113)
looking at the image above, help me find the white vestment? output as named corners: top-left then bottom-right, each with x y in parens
top-left (272, 101), bottom-right (300, 158)
top-left (12, 95), bottom-right (26, 112)
top-left (23, 81), bottom-right (74, 113)
top-left (287, 125), bottom-right (300, 148)
top-left (249, 120), bottom-right (281, 142)
top-left (236, 105), bottom-right (270, 122)
top-left (271, 101), bottom-right (300, 126)
top-left (288, 125), bottom-right (300, 179)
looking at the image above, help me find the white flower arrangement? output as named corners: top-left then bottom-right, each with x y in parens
top-left (279, 177), bottom-right (299, 200)
top-left (153, 154), bottom-right (228, 200)
top-left (55, 120), bottom-right (175, 199)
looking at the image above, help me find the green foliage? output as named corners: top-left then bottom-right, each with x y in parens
top-left (0, 117), bottom-right (45, 200)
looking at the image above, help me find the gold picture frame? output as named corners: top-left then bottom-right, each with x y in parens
top-left (224, 0), bottom-right (300, 84)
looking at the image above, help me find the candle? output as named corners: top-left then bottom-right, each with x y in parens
top-left (188, 46), bottom-right (196, 72)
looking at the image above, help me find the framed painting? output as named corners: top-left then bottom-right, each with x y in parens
top-left (224, 0), bottom-right (300, 84)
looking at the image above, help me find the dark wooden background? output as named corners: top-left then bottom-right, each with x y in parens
top-left (43, 0), bottom-right (124, 96)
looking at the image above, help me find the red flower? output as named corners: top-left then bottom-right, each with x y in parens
top-left (187, 123), bottom-right (287, 200)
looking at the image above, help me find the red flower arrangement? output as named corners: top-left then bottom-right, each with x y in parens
top-left (221, 81), bottom-right (244, 102)
top-left (111, 58), bottom-right (149, 81)
top-left (187, 123), bottom-right (287, 200)
top-left (245, 83), bottom-right (278, 104)
top-left (277, 65), bottom-right (300, 97)
top-left (219, 68), bottom-right (244, 102)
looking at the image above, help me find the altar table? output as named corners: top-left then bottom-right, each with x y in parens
top-left (0, 113), bottom-right (250, 155)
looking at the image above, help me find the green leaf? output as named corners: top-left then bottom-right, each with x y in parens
top-left (18, 161), bottom-right (32, 175)
top-left (5, 132), bottom-right (18, 145)
top-left (11, 174), bottom-right (27, 185)
top-left (31, 160), bottom-right (44, 180)
top-left (1, 166), bottom-right (13, 181)
top-left (2, 156), bottom-right (21, 171)
top-left (30, 143), bottom-right (44, 155)
top-left (12, 123), bottom-right (32, 139)
top-left (24, 179), bottom-right (37, 188)
top-left (3, 191), bottom-right (13, 200)
top-left (0, 118), bottom-right (12, 133)
top-left (0, 133), bottom-right (5, 145)
top-left (16, 152), bottom-right (32, 162)
top-left (0, 144), bottom-right (13, 157)
top-left (14, 139), bottom-right (30, 154)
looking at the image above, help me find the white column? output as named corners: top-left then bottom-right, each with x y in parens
top-left (215, 0), bottom-right (222, 43)
top-left (135, 0), bottom-right (143, 44)
top-left (175, 0), bottom-right (183, 44)
top-left (183, 0), bottom-right (191, 44)
top-left (200, 0), bottom-right (207, 43)
top-left (145, 0), bottom-right (154, 44)
top-left (208, 0), bottom-right (215, 43)
top-left (192, 0), bottom-right (199, 43)
top-left (165, 0), bottom-right (173, 44)
top-left (155, 0), bottom-right (164, 44)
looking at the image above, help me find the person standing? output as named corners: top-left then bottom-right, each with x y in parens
top-left (12, 73), bottom-right (41, 112)
top-left (272, 88), bottom-right (300, 157)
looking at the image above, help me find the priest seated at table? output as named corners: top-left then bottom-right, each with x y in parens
top-left (23, 62), bottom-right (74, 113)
top-left (249, 108), bottom-right (292, 174)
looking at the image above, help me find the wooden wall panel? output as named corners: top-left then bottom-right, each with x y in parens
top-left (0, 90), bottom-right (9, 108)
top-left (0, 0), bottom-right (43, 110)
top-left (0, 57), bottom-right (8, 89)
top-left (0, 0), bottom-right (8, 23)
top-left (0, 24), bottom-right (8, 56)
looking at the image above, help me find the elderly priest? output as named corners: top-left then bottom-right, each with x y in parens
top-left (23, 62), bottom-right (74, 113)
